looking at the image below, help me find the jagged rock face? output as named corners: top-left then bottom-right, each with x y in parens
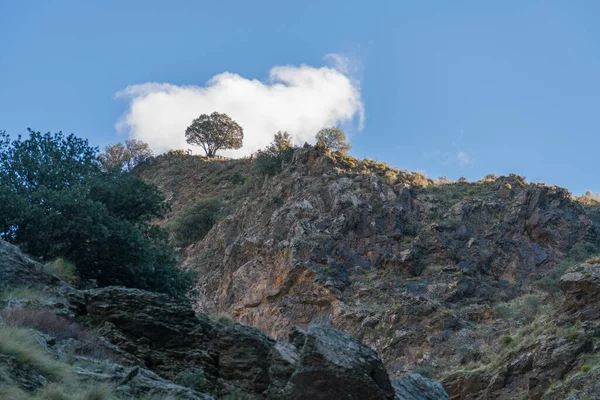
top-left (392, 373), bottom-right (449, 400)
top-left (0, 240), bottom-right (64, 291)
top-left (79, 286), bottom-right (399, 399)
top-left (560, 262), bottom-right (600, 320)
top-left (141, 147), bottom-right (596, 375)
top-left (442, 267), bottom-right (600, 400)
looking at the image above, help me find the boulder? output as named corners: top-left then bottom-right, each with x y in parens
top-left (393, 373), bottom-right (449, 400)
top-left (282, 324), bottom-right (396, 400)
top-left (560, 262), bottom-right (600, 320)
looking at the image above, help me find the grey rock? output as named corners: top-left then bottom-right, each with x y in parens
top-left (393, 374), bottom-right (449, 400)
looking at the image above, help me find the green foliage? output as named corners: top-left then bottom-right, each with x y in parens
top-left (185, 112), bottom-right (243, 157)
top-left (493, 295), bottom-right (542, 324)
top-left (214, 314), bottom-right (235, 325)
top-left (180, 368), bottom-right (207, 391)
top-left (536, 260), bottom-right (571, 294)
top-left (499, 334), bottom-right (513, 346)
top-left (272, 131), bottom-right (293, 151)
top-left (254, 146), bottom-right (294, 175)
top-left (0, 130), bottom-right (193, 297)
top-left (570, 241), bottom-right (598, 262)
top-left (99, 139), bottom-right (153, 171)
top-left (315, 127), bottom-right (351, 154)
top-left (227, 171), bottom-right (246, 184)
top-left (413, 365), bottom-right (435, 378)
top-left (581, 364), bottom-right (592, 373)
top-left (168, 198), bottom-right (222, 247)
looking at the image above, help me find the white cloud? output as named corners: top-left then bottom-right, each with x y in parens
top-left (457, 151), bottom-right (474, 168)
top-left (115, 55), bottom-right (364, 157)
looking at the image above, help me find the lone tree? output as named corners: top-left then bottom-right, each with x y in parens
top-left (272, 131), bottom-right (293, 151)
top-left (99, 139), bottom-right (153, 171)
top-left (315, 127), bottom-right (351, 154)
top-left (185, 112), bottom-right (243, 157)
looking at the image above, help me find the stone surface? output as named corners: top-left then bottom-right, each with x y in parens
top-left (560, 262), bottom-right (600, 321)
top-left (393, 373), bottom-right (449, 400)
top-left (282, 324), bottom-right (395, 400)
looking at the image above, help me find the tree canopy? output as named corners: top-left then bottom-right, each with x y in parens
top-left (0, 129), bottom-right (194, 297)
top-left (99, 139), bottom-right (153, 171)
top-left (185, 112), bottom-right (243, 157)
top-left (315, 127), bottom-right (351, 154)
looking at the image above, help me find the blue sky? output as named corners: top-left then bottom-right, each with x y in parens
top-left (1, 1), bottom-right (598, 194)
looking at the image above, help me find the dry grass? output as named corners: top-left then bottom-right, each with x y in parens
top-left (586, 256), bottom-right (600, 264)
top-left (0, 308), bottom-right (84, 340)
top-left (0, 327), bottom-right (67, 380)
top-left (46, 257), bottom-right (79, 283)
top-left (0, 286), bottom-right (50, 303)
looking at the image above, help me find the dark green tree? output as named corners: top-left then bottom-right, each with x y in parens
top-left (0, 129), bottom-right (194, 297)
top-left (185, 112), bottom-right (243, 157)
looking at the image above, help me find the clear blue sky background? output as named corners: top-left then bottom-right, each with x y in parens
top-left (1, 1), bottom-right (598, 194)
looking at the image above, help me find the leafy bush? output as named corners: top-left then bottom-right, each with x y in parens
top-left (499, 334), bottom-right (513, 346)
top-left (227, 171), bottom-right (246, 184)
top-left (169, 198), bottom-right (222, 247)
top-left (581, 364), bottom-right (592, 373)
top-left (254, 147), bottom-right (294, 175)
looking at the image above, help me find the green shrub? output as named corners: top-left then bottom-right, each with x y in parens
top-left (536, 260), bottom-right (571, 294)
top-left (254, 147), bottom-right (293, 175)
top-left (47, 258), bottom-right (78, 283)
top-left (214, 314), bottom-right (235, 325)
top-left (227, 171), bottom-right (246, 185)
top-left (581, 364), bottom-right (592, 373)
top-left (168, 198), bottom-right (222, 247)
top-left (413, 365), bottom-right (435, 378)
top-left (570, 241), bottom-right (598, 262)
top-left (499, 334), bottom-right (513, 346)
top-left (180, 368), bottom-right (207, 391)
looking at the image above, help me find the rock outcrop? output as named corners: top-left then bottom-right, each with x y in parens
top-left (560, 261), bottom-right (600, 320)
top-left (0, 239), bottom-right (448, 398)
top-left (79, 286), bottom-right (398, 399)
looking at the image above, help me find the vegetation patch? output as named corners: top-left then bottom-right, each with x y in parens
top-left (168, 197), bottom-right (223, 247)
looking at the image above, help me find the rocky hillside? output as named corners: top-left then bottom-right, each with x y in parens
top-left (0, 239), bottom-right (448, 399)
top-left (138, 145), bottom-right (600, 399)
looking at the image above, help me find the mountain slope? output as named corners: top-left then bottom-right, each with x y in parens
top-left (138, 145), bottom-right (600, 399)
